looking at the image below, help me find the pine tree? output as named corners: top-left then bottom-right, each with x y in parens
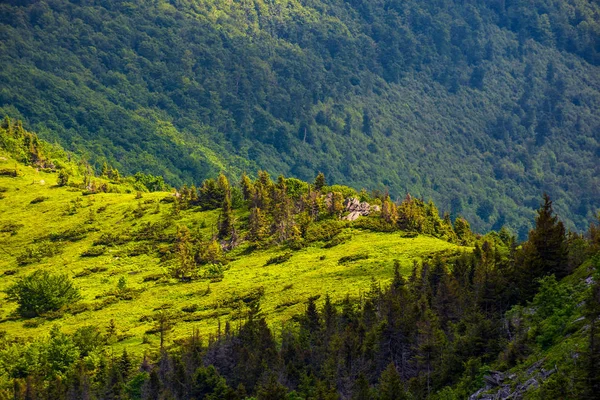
top-left (314, 172), bottom-right (326, 192)
top-left (171, 226), bottom-right (197, 281)
top-left (351, 374), bottom-right (371, 400)
top-left (328, 191), bottom-right (345, 218)
top-left (240, 173), bottom-right (255, 202)
top-left (57, 169), bottom-right (70, 187)
top-left (378, 363), bottom-right (406, 400)
top-left (517, 194), bottom-right (568, 300)
top-left (382, 196), bottom-right (399, 225)
top-left (218, 185), bottom-right (233, 239)
top-left (247, 206), bottom-right (268, 242)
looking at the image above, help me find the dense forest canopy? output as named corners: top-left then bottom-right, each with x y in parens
top-left (1, 0), bottom-right (599, 237)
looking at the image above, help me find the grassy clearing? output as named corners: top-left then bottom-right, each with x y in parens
top-left (0, 151), bottom-right (468, 353)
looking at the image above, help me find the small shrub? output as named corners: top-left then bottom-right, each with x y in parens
top-left (323, 235), bottom-right (349, 248)
top-left (0, 168), bottom-right (17, 177)
top-left (16, 242), bottom-right (62, 265)
top-left (48, 226), bottom-right (93, 242)
top-left (338, 253), bottom-right (369, 264)
top-left (81, 246), bottom-right (106, 257)
top-left (143, 273), bottom-right (164, 282)
top-left (5, 270), bottom-right (81, 318)
top-left (276, 299), bottom-right (301, 309)
top-left (181, 304), bottom-right (199, 313)
top-left (23, 319), bottom-right (42, 328)
top-left (30, 196), bottom-right (49, 204)
top-left (74, 266), bottom-right (108, 278)
top-left (265, 252), bottom-right (293, 266)
top-left (93, 232), bottom-right (129, 246)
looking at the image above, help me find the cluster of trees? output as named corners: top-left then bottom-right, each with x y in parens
top-left (1, 0), bottom-right (598, 235)
top-left (166, 170), bottom-right (479, 283)
top-left (1, 196), bottom-right (598, 399)
top-left (0, 119), bottom-right (169, 194)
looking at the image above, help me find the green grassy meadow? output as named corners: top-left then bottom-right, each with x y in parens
top-left (0, 151), bottom-right (467, 354)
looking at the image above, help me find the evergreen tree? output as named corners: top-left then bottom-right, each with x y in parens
top-left (314, 172), bottom-right (326, 192)
top-left (378, 363), bottom-right (406, 400)
top-left (57, 169), bottom-right (70, 187)
top-left (382, 196), bottom-right (399, 225)
top-left (517, 194), bottom-right (568, 300)
top-left (351, 374), bottom-right (371, 400)
top-left (247, 206), bottom-right (268, 242)
top-left (171, 226), bottom-right (197, 281)
top-left (328, 191), bottom-right (345, 218)
top-left (218, 186), bottom-right (233, 239)
top-left (241, 173), bottom-right (255, 202)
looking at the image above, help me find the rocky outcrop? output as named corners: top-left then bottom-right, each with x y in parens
top-left (469, 360), bottom-right (556, 400)
top-left (342, 198), bottom-right (379, 221)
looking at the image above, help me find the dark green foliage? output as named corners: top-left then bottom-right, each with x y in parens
top-left (338, 253), bottom-right (369, 264)
top-left (516, 194), bottom-right (569, 300)
top-left (57, 169), bottom-right (69, 187)
top-left (5, 270), bottom-right (81, 318)
top-left (264, 253), bottom-right (293, 266)
top-left (29, 196), bottom-right (48, 204)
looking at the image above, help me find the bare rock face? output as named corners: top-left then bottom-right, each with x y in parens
top-left (468, 360), bottom-right (556, 400)
top-left (343, 198), bottom-right (373, 220)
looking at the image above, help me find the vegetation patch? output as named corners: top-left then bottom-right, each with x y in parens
top-left (265, 252), bottom-right (293, 266)
top-left (29, 196), bottom-right (49, 204)
top-left (338, 253), bottom-right (370, 264)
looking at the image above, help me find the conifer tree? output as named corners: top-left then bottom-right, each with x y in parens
top-left (517, 194), bottom-right (568, 300)
top-left (241, 173), bottom-right (255, 202)
top-left (218, 186), bottom-right (233, 239)
top-left (314, 172), bottom-right (326, 192)
top-left (328, 191), bottom-right (345, 218)
top-left (351, 374), bottom-right (371, 400)
top-left (253, 170), bottom-right (273, 211)
top-left (171, 226), bottom-right (196, 281)
top-left (378, 363), bottom-right (406, 400)
top-left (382, 196), bottom-right (399, 225)
top-left (247, 206), bottom-right (268, 242)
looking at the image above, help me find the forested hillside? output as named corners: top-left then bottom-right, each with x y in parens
top-left (1, 0), bottom-right (599, 236)
top-left (0, 121), bottom-right (599, 399)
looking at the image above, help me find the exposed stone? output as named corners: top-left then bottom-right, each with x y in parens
top-left (342, 197), bottom-right (373, 220)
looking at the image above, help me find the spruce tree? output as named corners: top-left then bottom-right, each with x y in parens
top-left (517, 194), bottom-right (568, 300)
top-left (314, 172), bottom-right (326, 192)
top-left (378, 363), bottom-right (406, 400)
top-left (218, 173), bottom-right (234, 239)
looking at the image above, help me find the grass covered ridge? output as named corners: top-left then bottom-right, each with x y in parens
top-left (0, 151), bottom-right (466, 354)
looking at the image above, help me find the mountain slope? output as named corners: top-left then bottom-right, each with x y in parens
top-left (1, 0), bottom-right (599, 236)
top-left (0, 125), bottom-right (466, 353)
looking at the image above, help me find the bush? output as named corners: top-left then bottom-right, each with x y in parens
top-left (30, 196), bottom-right (49, 204)
top-left (81, 246), bottom-right (106, 257)
top-left (338, 253), bottom-right (369, 264)
top-left (265, 252), bottom-right (293, 266)
top-left (16, 242), bottom-right (62, 265)
top-left (5, 270), bottom-right (81, 318)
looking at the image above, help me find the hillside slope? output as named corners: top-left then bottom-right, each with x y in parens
top-left (1, 0), bottom-right (599, 236)
top-left (0, 132), bottom-right (465, 354)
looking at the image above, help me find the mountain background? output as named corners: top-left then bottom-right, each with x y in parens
top-left (1, 0), bottom-right (599, 237)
